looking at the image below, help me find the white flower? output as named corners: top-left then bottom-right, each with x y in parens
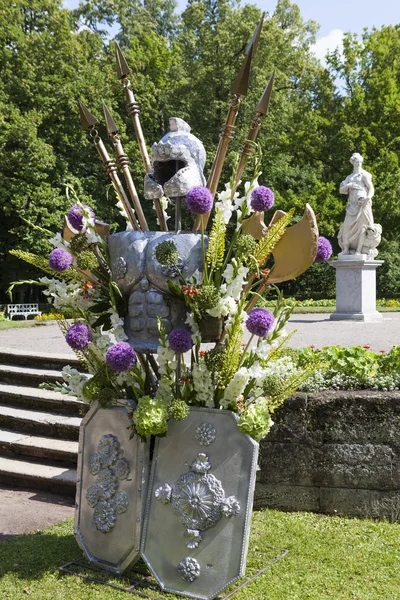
top-left (61, 366), bottom-right (90, 399)
top-left (192, 361), bottom-right (214, 407)
top-left (85, 227), bottom-right (102, 244)
top-left (185, 312), bottom-right (201, 344)
top-left (49, 232), bottom-right (69, 249)
top-left (92, 332), bottom-right (113, 352)
top-left (207, 296), bottom-right (237, 318)
top-left (222, 367), bottom-right (252, 407)
top-left (215, 183), bottom-right (238, 224)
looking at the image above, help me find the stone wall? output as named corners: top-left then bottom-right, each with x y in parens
top-left (255, 390), bottom-right (400, 518)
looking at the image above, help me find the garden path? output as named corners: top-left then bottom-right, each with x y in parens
top-left (0, 314), bottom-right (399, 355)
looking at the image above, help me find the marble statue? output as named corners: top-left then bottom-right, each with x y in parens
top-left (338, 153), bottom-right (381, 259)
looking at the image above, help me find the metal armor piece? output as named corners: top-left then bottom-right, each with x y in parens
top-left (141, 408), bottom-right (259, 600)
top-left (108, 231), bottom-right (205, 352)
top-left (144, 118), bottom-right (206, 200)
top-left (74, 401), bottom-right (149, 574)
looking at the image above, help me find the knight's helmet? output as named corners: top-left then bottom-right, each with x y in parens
top-left (144, 118), bottom-right (206, 200)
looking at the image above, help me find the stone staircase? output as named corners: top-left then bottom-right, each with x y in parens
top-left (0, 348), bottom-right (86, 497)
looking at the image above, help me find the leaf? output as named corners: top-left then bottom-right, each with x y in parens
top-left (253, 209), bottom-right (295, 266)
top-left (89, 302), bottom-right (111, 314)
top-left (167, 280), bottom-right (183, 298)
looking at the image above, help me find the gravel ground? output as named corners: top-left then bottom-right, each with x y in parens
top-left (0, 485), bottom-right (73, 539)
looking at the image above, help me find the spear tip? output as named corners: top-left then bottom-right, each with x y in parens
top-left (115, 40), bottom-right (130, 79)
top-left (103, 102), bottom-right (119, 135)
top-left (256, 71), bottom-right (275, 115)
top-left (78, 100), bottom-right (98, 130)
top-left (231, 14), bottom-right (264, 97)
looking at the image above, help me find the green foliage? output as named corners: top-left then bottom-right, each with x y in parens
top-left (1, 0), bottom-right (400, 303)
top-left (206, 208), bottom-right (226, 272)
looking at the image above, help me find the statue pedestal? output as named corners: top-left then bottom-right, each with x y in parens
top-left (329, 259), bottom-right (384, 322)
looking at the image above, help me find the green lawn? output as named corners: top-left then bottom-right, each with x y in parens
top-left (0, 320), bottom-right (41, 330)
top-left (1, 510), bottom-right (399, 599)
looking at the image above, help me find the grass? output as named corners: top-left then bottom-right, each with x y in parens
top-left (291, 306), bottom-right (400, 314)
top-left (1, 510), bottom-right (400, 599)
top-left (0, 320), bottom-right (41, 330)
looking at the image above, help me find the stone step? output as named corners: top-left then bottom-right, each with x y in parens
top-left (0, 405), bottom-right (81, 441)
top-left (0, 347), bottom-right (82, 372)
top-left (0, 383), bottom-right (86, 416)
top-left (0, 455), bottom-right (76, 496)
top-left (0, 429), bottom-right (78, 465)
top-left (0, 364), bottom-right (64, 388)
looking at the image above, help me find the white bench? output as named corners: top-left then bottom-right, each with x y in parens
top-left (7, 303), bottom-right (42, 320)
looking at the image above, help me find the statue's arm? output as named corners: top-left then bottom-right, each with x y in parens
top-left (339, 177), bottom-right (350, 195)
top-left (363, 171), bottom-right (374, 199)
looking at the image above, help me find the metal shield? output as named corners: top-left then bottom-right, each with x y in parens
top-left (74, 401), bottom-right (149, 574)
top-left (141, 407), bottom-right (259, 600)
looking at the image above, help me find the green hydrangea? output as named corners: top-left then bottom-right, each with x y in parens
top-left (69, 234), bottom-right (89, 255)
top-left (168, 399), bottom-right (190, 421)
top-left (204, 347), bottom-right (225, 372)
top-left (133, 395), bottom-right (169, 438)
top-left (237, 400), bottom-right (273, 442)
top-left (155, 240), bottom-right (179, 266)
top-left (197, 285), bottom-right (221, 310)
top-left (262, 375), bottom-right (286, 398)
top-left (76, 249), bottom-right (98, 270)
top-left (234, 234), bottom-right (257, 262)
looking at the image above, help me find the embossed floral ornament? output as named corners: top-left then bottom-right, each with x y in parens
top-left (93, 500), bottom-right (117, 533)
top-left (155, 452), bottom-right (241, 548)
top-left (155, 483), bottom-right (172, 504)
top-left (178, 557), bottom-right (201, 582)
top-left (97, 434), bottom-right (120, 467)
top-left (195, 422), bottom-right (216, 446)
top-left (85, 433), bottom-right (130, 533)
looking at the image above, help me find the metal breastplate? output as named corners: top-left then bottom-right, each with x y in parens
top-left (108, 231), bottom-right (204, 352)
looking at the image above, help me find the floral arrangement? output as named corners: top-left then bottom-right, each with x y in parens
top-left (8, 159), bottom-right (327, 443)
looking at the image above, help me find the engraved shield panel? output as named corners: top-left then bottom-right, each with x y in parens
top-left (141, 407), bottom-right (259, 600)
top-left (74, 402), bottom-right (149, 574)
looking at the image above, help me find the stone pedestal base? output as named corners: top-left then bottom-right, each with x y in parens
top-left (329, 259), bottom-right (384, 322)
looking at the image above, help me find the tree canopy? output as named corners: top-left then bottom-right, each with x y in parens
top-left (0, 0), bottom-right (399, 301)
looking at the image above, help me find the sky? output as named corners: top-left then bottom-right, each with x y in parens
top-left (63, 0), bottom-right (399, 63)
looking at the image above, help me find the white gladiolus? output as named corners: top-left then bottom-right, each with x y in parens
top-left (192, 361), bottom-right (214, 408)
top-left (221, 367), bottom-right (252, 407)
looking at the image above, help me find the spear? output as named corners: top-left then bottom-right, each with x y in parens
top-left (231, 71), bottom-right (274, 198)
top-left (103, 102), bottom-right (149, 231)
top-left (78, 100), bottom-right (140, 231)
top-left (193, 14), bottom-right (264, 232)
top-left (115, 41), bottom-right (167, 231)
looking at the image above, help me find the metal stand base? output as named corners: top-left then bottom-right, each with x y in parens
top-left (58, 546), bottom-right (288, 599)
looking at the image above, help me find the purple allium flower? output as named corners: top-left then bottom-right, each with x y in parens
top-left (250, 186), bottom-right (275, 212)
top-left (246, 308), bottom-right (275, 337)
top-left (185, 186), bottom-right (213, 215)
top-left (65, 324), bottom-right (93, 350)
top-left (315, 236), bottom-right (333, 263)
top-left (48, 248), bottom-right (73, 272)
top-left (68, 204), bottom-right (95, 231)
top-left (106, 342), bottom-right (136, 372)
top-left (168, 329), bottom-right (193, 353)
